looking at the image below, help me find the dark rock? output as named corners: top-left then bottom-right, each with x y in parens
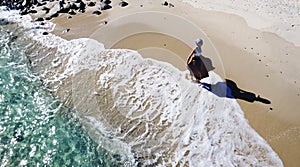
top-left (14, 131), bottom-right (24, 142)
top-left (68, 10), bottom-right (76, 15)
top-left (45, 17), bottom-right (52, 20)
top-left (34, 17), bottom-right (44, 22)
top-left (112, 154), bottom-right (122, 161)
top-left (67, 16), bottom-right (72, 19)
top-left (15, 135), bottom-right (24, 142)
top-left (59, 0), bottom-right (65, 9)
top-left (162, 1), bottom-right (168, 6)
top-left (87, 2), bottom-right (96, 7)
top-left (50, 12), bottom-right (59, 18)
top-left (20, 9), bottom-right (29, 15)
top-left (11, 36), bottom-right (18, 41)
top-left (37, 2), bottom-right (47, 7)
top-left (65, 2), bottom-right (71, 9)
top-left (32, 0), bottom-right (38, 5)
top-left (79, 9), bottom-right (85, 13)
top-left (28, 10), bottom-right (38, 14)
top-left (92, 10), bottom-right (102, 15)
top-left (103, 0), bottom-right (112, 4)
top-left (72, 0), bottom-right (81, 3)
top-left (78, 1), bottom-right (86, 12)
top-left (119, 1), bottom-right (128, 7)
top-left (58, 7), bottom-right (70, 13)
top-left (0, 18), bottom-right (9, 25)
top-left (42, 32), bottom-right (49, 35)
top-left (42, 6), bottom-right (50, 13)
top-left (70, 3), bottom-right (79, 10)
top-left (100, 4), bottom-right (112, 10)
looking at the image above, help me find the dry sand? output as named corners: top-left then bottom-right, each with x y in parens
top-left (49, 0), bottom-right (300, 166)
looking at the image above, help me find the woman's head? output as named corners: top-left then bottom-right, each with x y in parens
top-left (195, 38), bottom-right (203, 47)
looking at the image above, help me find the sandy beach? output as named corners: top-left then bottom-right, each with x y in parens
top-left (15, 0), bottom-right (299, 166)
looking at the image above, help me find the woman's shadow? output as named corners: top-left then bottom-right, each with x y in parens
top-left (201, 79), bottom-right (271, 104)
top-left (187, 53), bottom-right (270, 104)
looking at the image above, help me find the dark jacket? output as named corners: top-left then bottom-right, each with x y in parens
top-left (187, 56), bottom-right (209, 80)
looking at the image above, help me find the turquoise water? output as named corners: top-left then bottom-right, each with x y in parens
top-left (0, 24), bottom-right (118, 166)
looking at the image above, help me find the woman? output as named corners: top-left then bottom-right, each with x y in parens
top-left (187, 38), bottom-right (209, 83)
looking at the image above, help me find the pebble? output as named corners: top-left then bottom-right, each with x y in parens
top-left (87, 2), bottom-right (96, 7)
top-left (70, 3), bottom-right (79, 10)
top-left (15, 135), bottom-right (24, 142)
top-left (35, 17), bottom-right (44, 22)
top-left (58, 7), bottom-right (70, 13)
top-left (119, 1), bottom-right (129, 7)
top-left (162, 1), bottom-right (168, 6)
top-left (42, 6), bottom-right (50, 13)
top-left (72, 0), bottom-right (81, 3)
top-left (169, 3), bottom-right (175, 7)
top-left (93, 10), bottom-right (102, 15)
top-left (28, 10), bottom-right (38, 14)
top-left (100, 4), bottom-right (112, 10)
top-left (103, 0), bottom-right (112, 4)
top-left (0, 18), bottom-right (9, 25)
top-left (50, 12), bottom-right (59, 18)
top-left (68, 10), bottom-right (76, 15)
top-left (37, 2), bottom-right (47, 7)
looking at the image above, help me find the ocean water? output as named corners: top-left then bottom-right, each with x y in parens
top-left (0, 7), bottom-right (284, 166)
top-left (0, 8), bottom-right (123, 167)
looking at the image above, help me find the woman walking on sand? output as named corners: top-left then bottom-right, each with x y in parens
top-left (187, 38), bottom-right (209, 83)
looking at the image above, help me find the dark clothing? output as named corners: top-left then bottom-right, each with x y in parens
top-left (187, 56), bottom-right (209, 80)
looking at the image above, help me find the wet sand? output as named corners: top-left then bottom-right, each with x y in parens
top-left (49, 0), bottom-right (300, 166)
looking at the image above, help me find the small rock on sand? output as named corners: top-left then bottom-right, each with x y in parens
top-left (35, 17), bottom-right (44, 22)
top-left (68, 10), bottom-right (76, 15)
top-left (100, 4), bottom-right (112, 10)
top-left (119, 1), bottom-right (129, 7)
top-left (93, 10), bottom-right (102, 15)
top-left (162, 1), bottom-right (168, 6)
top-left (87, 2), bottom-right (96, 7)
top-left (103, 0), bottom-right (112, 5)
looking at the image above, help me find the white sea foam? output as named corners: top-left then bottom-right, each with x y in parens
top-left (179, 0), bottom-right (300, 46)
top-left (0, 7), bottom-right (283, 166)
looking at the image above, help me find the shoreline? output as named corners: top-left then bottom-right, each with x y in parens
top-left (5, 0), bottom-right (298, 166)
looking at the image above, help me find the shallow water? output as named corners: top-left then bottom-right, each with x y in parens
top-left (0, 17), bottom-right (123, 166)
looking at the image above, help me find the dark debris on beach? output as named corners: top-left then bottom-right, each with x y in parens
top-left (0, 0), bottom-right (130, 21)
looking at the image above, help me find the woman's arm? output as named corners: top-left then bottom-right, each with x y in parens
top-left (187, 49), bottom-right (195, 65)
